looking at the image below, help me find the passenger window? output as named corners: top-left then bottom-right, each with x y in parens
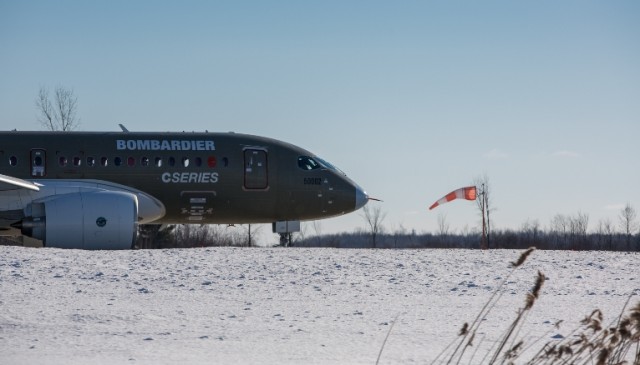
top-left (194, 157), bottom-right (202, 167)
top-left (155, 157), bottom-right (163, 167)
top-left (9, 156), bottom-right (18, 166)
top-left (114, 157), bottom-right (123, 166)
top-left (101, 157), bottom-right (108, 167)
top-left (298, 156), bottom-right (321, 170)
top-left (141, 157), bottom-right (149, 166)
top-left (207, 156), bottom-right (217, 168)
top-left (222, 157), bottom-right (229, 167)
top-left (127, 157), bottom-right (135, 167)
top-left (73, 157), bottom-right (81, 166)
top-left (168, 157), bottom-right (175, 167)
top-left (87, 157), bottom-right (96, 167)
top-left (59, 157), bottom-right (68, 167)
top-left (182, 157), bottom-right (190, 167)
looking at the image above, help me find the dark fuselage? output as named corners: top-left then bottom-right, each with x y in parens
top-left (0, 131), bottom-right (363, 224)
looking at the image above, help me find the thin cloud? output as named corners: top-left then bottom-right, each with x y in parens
top-left (604, 203), bottom-right (625, 211)
top-left (552, 150), bottom-right (581, 158)
top-left (484, 148), bottom-right (509, 160)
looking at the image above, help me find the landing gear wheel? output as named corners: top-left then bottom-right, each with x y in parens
top-left (279, 233), bottom-right (293, 247)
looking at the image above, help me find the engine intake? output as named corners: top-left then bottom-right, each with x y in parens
top-left (18, 191), bottom-right (138, 249)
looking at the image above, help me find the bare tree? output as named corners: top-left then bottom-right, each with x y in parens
top-left (233, 224), bottom-right (263, 247)
top-left (137, 224), bottom-right (176, 249)
top-left (595, 218), bottom-right (615, 250)
top-left (473, 175), bottom-right (493, 249)
top-left (246, 224), bottom-right (253, 247)
top-left (569, 211), bottom-right (589, 249)
top-left (437, 212), bottom-right (450, 236)
top-left (550, 214), bottom-right (569, 248)
top-left (36, 87), bottom-right (55, 130)
top-left (311, 220), bottom-right (323, 246)
top-left (362, 204), bottom-right (386, 248)
top-left (521, 218), bottom-right (540, 247)
top-left (311, 220), bottom-right (322, 236)
top-left (618, 203), bottom-right (639, 251)
top-left (35, 85), bottom-right (80, 131)
top-left (172, 224), bottom-right (212, 247)
top-left (436, 212), bottom-right (451, 248)
top-left (391, 224), bottom-right (409, 249)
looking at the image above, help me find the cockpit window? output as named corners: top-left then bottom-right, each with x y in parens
top-left (298, 156), bottom-right (322, 170)
top-left (316, 157), bottom-right (342, 174)
top-left (298, 155), bottom-right (346, 175)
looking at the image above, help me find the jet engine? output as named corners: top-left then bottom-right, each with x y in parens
top-left (15, 191), bottom-right (138, 249)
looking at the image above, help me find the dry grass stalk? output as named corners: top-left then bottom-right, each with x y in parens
top-left (375, 313), bottom-right (400, 365)
top-left (525, 271), bottom-right (545, 310)
top-left (430, 249), bottom-right (540, 365)
top-left (596, 347), bottom-right (609, 365)
top-left (510, 247), bottom-right (535, 268)
top-left (458, 322), bottom-right (469, 336)
top-left (488, 270), bottom-right (546, 365)
top-left (431, 248), bottom-right (640, 365)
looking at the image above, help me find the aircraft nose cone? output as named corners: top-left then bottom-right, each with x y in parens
top-left (355, 185), bottom-right (369, 211)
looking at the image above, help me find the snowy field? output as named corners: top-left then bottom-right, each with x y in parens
top-left (1, 246), bottom-right (638, 365)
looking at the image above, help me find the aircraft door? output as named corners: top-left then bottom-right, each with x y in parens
top-left (30, 149), bottom-right (46, 177)
top-left (244, 149), bottom-right (268, 190)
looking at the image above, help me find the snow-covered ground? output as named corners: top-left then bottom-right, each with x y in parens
top-left (1, 246), bottom-right (638, 364)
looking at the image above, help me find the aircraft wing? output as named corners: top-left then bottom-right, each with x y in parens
top-left (0, 174), bottom-right (40, 192)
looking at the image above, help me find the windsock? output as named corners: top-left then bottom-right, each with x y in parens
top-left (429, 186), bottom-right (477, 210)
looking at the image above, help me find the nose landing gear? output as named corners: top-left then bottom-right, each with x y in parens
top-left (279, 232), bottom-right (293, 247)
top-left (272, 220), bottom-right (300, 247)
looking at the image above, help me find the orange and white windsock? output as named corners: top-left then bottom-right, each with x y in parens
top-left (429, 186), bottom-right (477, 210)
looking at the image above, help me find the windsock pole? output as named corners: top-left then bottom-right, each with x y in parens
top-left (480, 184), bottom-right (488, 250)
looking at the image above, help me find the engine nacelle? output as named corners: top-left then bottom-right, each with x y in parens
top-left (19, 191), bottom-right (138, 249)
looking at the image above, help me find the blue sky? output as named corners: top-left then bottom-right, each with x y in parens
top-left (1, 1), bottom-right (639, 239)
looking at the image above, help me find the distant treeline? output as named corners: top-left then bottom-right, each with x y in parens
top-left (1, 224), bottom-right (637, 251)
top-left (136, 223), bottom-right (640, 251)
top-left (293, 229), bottom-right (640, 251)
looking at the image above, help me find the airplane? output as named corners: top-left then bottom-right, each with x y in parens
top-left (0, 130), bottom-right (369, 249)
